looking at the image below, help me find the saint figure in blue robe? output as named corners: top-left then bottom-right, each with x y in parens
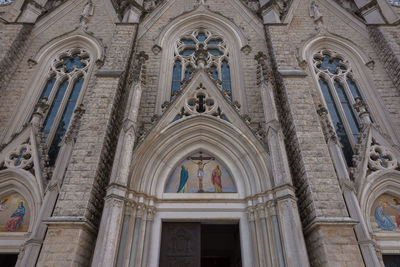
top-left (375, 202), bottom-right (396, 231)
top-left (177, 165), bottom-right (189, 193)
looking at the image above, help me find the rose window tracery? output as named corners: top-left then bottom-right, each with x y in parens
top-left (171, 29), bottom-right (232, 101)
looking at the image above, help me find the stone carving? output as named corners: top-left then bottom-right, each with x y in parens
top-left (80, 0), bottom-right (94, 30)
top-left (152, 45), bottom-right (162, 55)
top-left (64, 104), bottom-right (85, 144)
top-left (241, 45), bottom-right (252, 55)
top-left (5, 141), bottom-right (33, 170)
top-left (317, 105), bottom-right (338, 144)
top-left (309, 1), bottom-right (322, 22)
top-left (247, 206), bottom-right (256, 222)
top-left (136, 203), bottom-right (145, 218)
top-left (241, 0), bottom-right (260, 12)
top-left (256, 203), bottom-right (267, 218)
top-left (146, 206), bottom-right (156, 221)
top-left (173, 83), bottom-right (228, 122)
top-left (171, 29), bottom-right (232, 100)
top-left (368, 142), bottom-right (397, 171)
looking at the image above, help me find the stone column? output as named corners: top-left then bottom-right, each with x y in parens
top-left (247, 206), bottom-right (260, 267)
top-left (91, 187), bottom-right (127, 267)
top-left (256, 203), bottom-right (273, 267)
top-left (142, 205), bottom-right (156, 267)
top-left (276, 197), bottom-right (310, 267)
top-left (265, 202), bottom-right (284, 267)
top-left (91, 51), bottom-right (148, 266)
top-left (256, 53), bottom-right (309, 266)
top-left (128, 203), bottom-right (145, 266)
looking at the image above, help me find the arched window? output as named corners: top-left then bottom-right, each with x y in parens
top-left (170, 29), bottom-right (232, 100)
top-left (35, 48), bottom-right (90, 166)
top-left (313, 50), bottom-right (370, 166)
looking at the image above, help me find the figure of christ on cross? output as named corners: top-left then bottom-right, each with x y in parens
top-left (187, 152), bottom-right (215, 193)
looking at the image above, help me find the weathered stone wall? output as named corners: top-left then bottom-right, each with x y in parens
top-left (264, 1), bottom-right (376, 266)
top-left (0, 23), bottom-right (32, 126)
top-left (135, 0), bottom-right (268, 131)
top-left (38, 21), bottom-right (137, 266)
top-left (369, 26), bottom-right (400, 90)
top-left (0, 0), bottom-right (116, 142)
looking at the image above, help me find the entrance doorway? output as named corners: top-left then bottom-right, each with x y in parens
top-left (159, 222), bottom-right (242, 267)
top-left (0, 254), bottom-right (18, 267)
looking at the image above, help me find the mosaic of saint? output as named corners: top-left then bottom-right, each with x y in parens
top-left (371, 194), bottom-right (400, 232)
top-left (165, 152), bottom-right (237, 193)
top-left (0, 193), bottom-right (29, 232)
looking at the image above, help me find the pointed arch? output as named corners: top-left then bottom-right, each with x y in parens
top-left (302, 33), bottom-right (400, 165)
top-left (3, 31), bottom-right (104, 143)
top-left (359, 170), bottom-right (400, 233)
top-left (153, 6), bottom-right (248, 114)
top-left (129, 116), bottom-right (272, 198)
top-left (0, 169), bottom-right (42, 233)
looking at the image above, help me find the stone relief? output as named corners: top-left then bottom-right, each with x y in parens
top-left (4, 140), bottom-right (33, 170)
top-left (368, 141), bottom-right (398, 171)
top-left (172, 83), bottom-right (229, 122)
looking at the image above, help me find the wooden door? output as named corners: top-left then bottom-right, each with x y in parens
top-left (159, 222), bottom-right (201, 267)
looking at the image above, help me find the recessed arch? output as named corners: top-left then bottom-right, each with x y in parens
top-left (360, 170), bottom-right (400, 234)
top-left (129, 115), bottom-right (272, 199)
top-left (302, 33), bottom-right (400, 154)
top-left (0, 169), bottom-right (42, 233)
top-left (152, 6), bottom-right (248, 115)
top-left (3, 31), bottom-right (102, 143)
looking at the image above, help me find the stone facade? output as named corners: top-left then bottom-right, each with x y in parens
top-left (0, 0), bottom-right (399, 266)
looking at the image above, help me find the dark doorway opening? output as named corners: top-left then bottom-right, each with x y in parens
top-left (201, 224), bottom-right (241, 267)
top-left (383, 255), bottom-right (400, 267)
top-left (0, 254), bottom-right (18, 267)
top-left (160, 222), bottom-right (242, 267)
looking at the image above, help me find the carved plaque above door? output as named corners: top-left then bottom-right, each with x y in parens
top-left (160, 222), bottom-right (201, 267)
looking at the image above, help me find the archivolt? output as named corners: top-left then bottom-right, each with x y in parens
top-left (129, 116), bottom-right (272, 198)
top-left (359, 170), bottom-right (400, 232)
top-left (0, 169), bottom-right (42, 232)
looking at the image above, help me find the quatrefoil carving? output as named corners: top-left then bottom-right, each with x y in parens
top-left (5, 143), bottom-right (33, 170)
top-left (173, 84), bottom-right (228, 121)
top-left (368, 144), bottom-right (397, 171)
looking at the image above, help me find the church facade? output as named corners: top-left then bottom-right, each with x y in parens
top-left (0, 0), bottom-right (400, 266)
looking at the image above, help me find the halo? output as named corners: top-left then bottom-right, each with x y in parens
top-left (18, 200), bottom-right (25, 207)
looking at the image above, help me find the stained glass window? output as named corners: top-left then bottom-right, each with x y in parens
top-left (313, 51), bottom-right (370, 166)
top-left (35, 49), bottom-right (91, 166)
top-left (171, 29), bottom-right (232, 100)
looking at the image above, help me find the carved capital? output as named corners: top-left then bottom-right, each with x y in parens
top-left (247, 206), bottom-right (256, 222)
top-left (146, 206), bottom-right (156, 221)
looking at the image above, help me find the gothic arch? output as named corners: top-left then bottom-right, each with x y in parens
top-left (129, 115), bottom-right (272, 198)
top-left (0, 169), bottom-right (42, 232)
top-left (153, 6), bottom-right (248, 114)
top-left (3, 32), bottom-right (103, 143)
top-left (302, 34), bottom-right (399, 147)
top-left (359, 170), bottom-right (400, 233)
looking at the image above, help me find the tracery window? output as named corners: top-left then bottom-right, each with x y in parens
top-left (36, 49), bottom-right (90, 166)
top-left (313, 50), bottom-right (369, 166)
top-left (171, 29), bottom-right (232, 100)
